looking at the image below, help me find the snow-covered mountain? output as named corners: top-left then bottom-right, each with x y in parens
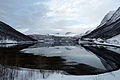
top-left (0, 21), bottom-right (36, 43)
top-left (82, 7), bottom-right (120, 40)
top-left (97, 11), bottom-right (115, 29)
top-left (28, 34), bottom-right (75, 42)
top-left (107, 7), bottom-right (120, 25)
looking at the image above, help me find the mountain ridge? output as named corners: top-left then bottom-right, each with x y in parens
top-left (0, 21), bottom-right (36, 41)
top-left (82, 7), bottom-right (120, 39)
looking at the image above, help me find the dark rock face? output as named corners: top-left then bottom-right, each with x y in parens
top-left (0, 21), bottom-right (36, 41)
top-left (82, 7), bottom-right (120, 39)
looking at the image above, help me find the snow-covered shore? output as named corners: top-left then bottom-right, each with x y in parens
top-left (94, 41), bottom-right (120, 47)
top-left (79, 35), bottom-right (120, 47)
top-left (107, 35), bottom-right (120, 45)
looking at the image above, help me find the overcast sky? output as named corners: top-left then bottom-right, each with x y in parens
top-left (0, 0), bottom-right (120, 35)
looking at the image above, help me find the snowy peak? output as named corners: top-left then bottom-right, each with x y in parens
top-left (97, 11), bottom-right (115, 28)
top-left (97, 7), bottom-right (120, 29)
top-left (82, 7), bottom-right (120, 39)
top-left (107, 7), bottom-right (120, 24)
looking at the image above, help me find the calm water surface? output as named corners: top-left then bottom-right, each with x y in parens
top-left (0, 42), bottom-right (120, 80)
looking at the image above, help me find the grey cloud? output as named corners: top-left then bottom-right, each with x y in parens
top-left (0, 0), bottom-right (120, 34)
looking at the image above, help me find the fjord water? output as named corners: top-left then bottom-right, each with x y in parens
top-left (0, 43), bottom-right (120, 80)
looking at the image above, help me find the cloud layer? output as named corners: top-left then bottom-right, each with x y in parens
top-left (0, 0), bottom-right (120, 35)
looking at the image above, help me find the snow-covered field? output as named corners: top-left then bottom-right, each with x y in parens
top-left (79, 35), bottom-right (120, 47)
top-left (107, 35), bottom-right (120, 45)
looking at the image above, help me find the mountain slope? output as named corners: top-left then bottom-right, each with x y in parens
top-left (97, 11), bottom-right (115, 29)
top-left (82, 7), bottom-right (120, 39)
top-left (0, 21), bottom-right (36, 41)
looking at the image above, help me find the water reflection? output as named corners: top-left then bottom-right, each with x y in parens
top-left (81, 44), bottom-right (120, 72)
top-left (0, 42), bottom-right (120, 80)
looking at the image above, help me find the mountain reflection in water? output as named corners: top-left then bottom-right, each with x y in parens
top-left (0, 42), bottom-right (120, 80)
